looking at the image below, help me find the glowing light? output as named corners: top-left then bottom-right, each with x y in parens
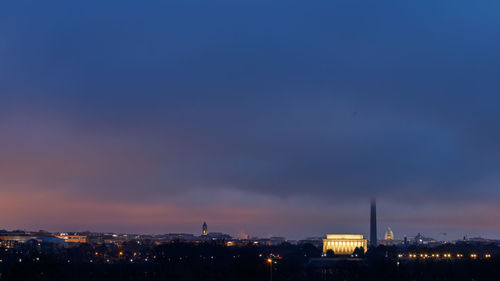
top-left (267, 258), bottom-right (273, 263)
top-left (323, 234), bottom-right (368, 255)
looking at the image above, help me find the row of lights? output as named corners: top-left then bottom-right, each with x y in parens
top-left (406, 253), bottom-right (490, 259)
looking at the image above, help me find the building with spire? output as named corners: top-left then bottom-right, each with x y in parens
top-left (202, 222), bottom-right (207, 236)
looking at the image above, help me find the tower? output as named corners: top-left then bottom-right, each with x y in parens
top-left (202, 222), bottom-right (207, 236)
top-left (370, 199), bottom-right (377, 247)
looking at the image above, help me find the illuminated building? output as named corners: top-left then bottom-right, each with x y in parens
top-left (384, 227), bottom-right (394, 240)
top-left (323, 234), bottom-right (367, 255)
top-left (202, 222), bottom-right (208, 236)
top-left (0, 235), bottom-right (36, 243)
top-left (380, 227), bottom-right (401, 246)
top-left (56, 233), bottom-right (87, 243)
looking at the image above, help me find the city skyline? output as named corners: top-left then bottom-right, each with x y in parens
top-left (0, 200), bottom-right (496, 241)
top-left (2, 1), bottom-right (500, 241)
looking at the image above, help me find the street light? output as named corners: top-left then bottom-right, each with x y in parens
top-left (267, 258), bottom-right (273, 281)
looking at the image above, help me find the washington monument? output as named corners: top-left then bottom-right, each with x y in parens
top-left (370, 198), bottom-right (377, 247)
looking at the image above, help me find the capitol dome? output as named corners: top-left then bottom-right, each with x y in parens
top-left (384, 227), bottom-right (394, 240)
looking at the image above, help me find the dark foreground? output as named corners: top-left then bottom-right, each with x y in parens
top-left (1, 242), bottom-right (499, 281)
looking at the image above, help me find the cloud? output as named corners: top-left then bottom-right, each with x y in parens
top-left (1, 0), bottom-right (500, 238)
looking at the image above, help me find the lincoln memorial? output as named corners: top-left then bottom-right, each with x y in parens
top-left (323, 234), bottom-right (367, 255)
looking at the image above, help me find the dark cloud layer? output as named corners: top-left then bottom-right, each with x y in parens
top-left (1, 0), bottom-right (500, 239)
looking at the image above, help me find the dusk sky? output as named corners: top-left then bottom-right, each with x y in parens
top-left (1, 1), bottom-right (500, 240)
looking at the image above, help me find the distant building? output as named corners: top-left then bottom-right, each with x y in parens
top-left (269, 237), bottom-right (286, 246)
top-left (298, 237), bottom-right (323, 248)
top-left (384, 227), bottom-right (394, 240)
top-left (102, 233), bottom-right (130, 244)
top-left (323, 234), bottom-right (367, 255)
top-left (0, 235), bottom-right (36, 243)
top-left (413, 233), bottom-right (436, 245)
top-left (415, 233), bottom-right (423, 244)
top-left (202, 222), bottom-right (208, 236)
top-left (161, 233), bottom-right (197, 242)
top-left (56, 233), bottom-right (87, 243)
top-left (205, 232), bottom-right (231, 241)
top-left (460, 236), bottom-right (498, 245)
top-left (0, 230), bottom-right (43, 246)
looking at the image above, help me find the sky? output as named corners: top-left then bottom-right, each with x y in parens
top-left (1, 0), bottom-right (500, 240)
